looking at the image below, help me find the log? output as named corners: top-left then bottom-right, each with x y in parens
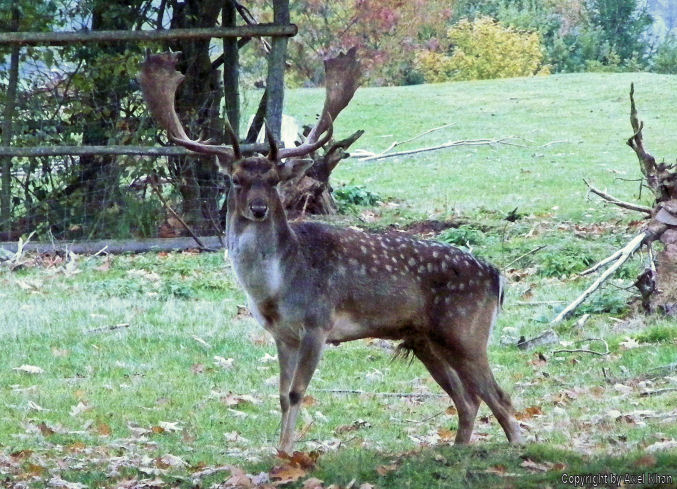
top-left (0, 236), bottom-right (225, 255)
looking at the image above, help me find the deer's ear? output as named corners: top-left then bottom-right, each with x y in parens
top-left (215, 155), bottom-right (234, 175)
top-left (277, 158), bottom-right (314, 182)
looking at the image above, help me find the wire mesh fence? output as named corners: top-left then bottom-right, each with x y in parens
top-left (0, 42), bottom-right (266, 244)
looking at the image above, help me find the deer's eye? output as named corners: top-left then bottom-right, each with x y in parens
top-left (231, 176), bottom-right (242, 187)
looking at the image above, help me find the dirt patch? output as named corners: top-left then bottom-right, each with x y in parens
top-left (393, 219), bottom-right (467, 237)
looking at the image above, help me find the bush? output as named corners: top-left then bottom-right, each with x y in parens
top-left (415, 17), bottom-right (548, 82)
top-left (437, 226), bottom-right (486, 247)
top-left (333, 185), bottom-right (382, 208)
top-left (653, 36), bottom-right (677, 74)
top-left (538, 243), bottom-right (595, 277)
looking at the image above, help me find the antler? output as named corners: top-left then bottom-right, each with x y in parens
top-left (275, 47), bottom-right (360, 160)
top-left (138, 51), bottom-right (235, 162)
top-left (277, 113), bottom-right (333, 159)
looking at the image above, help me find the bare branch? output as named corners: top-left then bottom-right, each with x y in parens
top-left (553, 338), bottom-right (609, 356)
top-left (552, 232), bottom-right (647, 324)
top-left (150, 177), bottom-right (211, 251)
top-left (358, 138), bottom-right (521, 162)
top-left (583, 179), bottom-right (652, 215)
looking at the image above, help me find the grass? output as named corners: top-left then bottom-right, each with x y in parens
top-left (2, 73), bottom-right (677, 488)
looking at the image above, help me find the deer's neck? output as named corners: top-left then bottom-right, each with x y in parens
top-left (226, 202), bottom-right (298, 300)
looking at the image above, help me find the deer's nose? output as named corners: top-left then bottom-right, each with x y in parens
top-left (249, 199), bottom-right (268, 219)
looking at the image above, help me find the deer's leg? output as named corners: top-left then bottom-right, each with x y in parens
top-left (412, 340), bottom-right (480, 444)
top-left (449, 353), bottom-right (523, 444)
top-left (278, 328), bottom-right (327, 453)
top-left (275, 338), bottom-right (299, 447)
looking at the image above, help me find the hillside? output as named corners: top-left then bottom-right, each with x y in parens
top-left (279, 72), bottom-right (677, 222)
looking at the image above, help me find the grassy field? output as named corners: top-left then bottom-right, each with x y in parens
top-left (2, 73), bottom-right (677, 488)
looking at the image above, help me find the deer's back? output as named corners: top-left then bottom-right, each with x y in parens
top-left (289, 222), bottom-right (502, 343)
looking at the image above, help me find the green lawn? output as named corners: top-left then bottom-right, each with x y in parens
top-left (2, 73), bottom-right (677, 488)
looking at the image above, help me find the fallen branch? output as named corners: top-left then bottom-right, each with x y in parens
top-left (87, 323), bottom-right (130, 334)
top-left (357, 122), bottom-right (456, 160)
top-left (553, 338), bottom-right (609, 356)
top-left (640, 387), bottom-right (677, 397)
top-left (552, 232), bottom-right (647, 324)
top-left (315, 388), bottom-right (445, 399)
top-left (191, 465), bottom-right (233, 480)
top-left (517, 329), bottom-right (559, 350)
top-left (505, 245), bottom-right (547, 269)
top-left (357, 137), bottom-right (521, 162)
top-left (150, 180), bottom-right (212, 251)
top-left (514, 300), bottom-right (565, 305)
top-left (580, 249), bottom-right (623, 276)
top-left (0, 236), bottom-right (224, 255)
top-left (583, 179), bottom-right (652, 215)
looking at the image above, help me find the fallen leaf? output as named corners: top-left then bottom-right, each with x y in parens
top-left (221, 393), bottom-right (260, 407)
top-left (634, 454), bottom-right (656, 468)
top-left (10, 449), bottom-right (32, 460)
top-left (376, 463), bottom-right (398, 476)
top-left (303, 477), bottom-right (325, 489)
top-left (96, 422), bottom-right (112, 436)
top-left (486, 465), bottom-right (507, 475)
top-left (620, 337), bottom-right (640, 349)
top-left (335, 419), bottom-right (371, 434)
top-left (192, 335), bottom-right (211, 348)
top-left (38, 421), bottom-right (56, 436)
top-left (28, 400), bottom-right (47, 412)
top-left (47, 476), bottom-right (87, 488)
top-left (302, 395), bottom-right (317, 407)
top-left (224, 466), bottom-right (253, 488)
top-left (515, 405), bottom-right (543, 420)
top-left (437, 428), bottom-right (455, 441)
top-left (645, 439), bottom-right (677, 453)
top-left (269, 464), bottom-right (307, 484)
top-left (158, 421), bottom-right (182, 432)
top-left (445, 405), bottom-right (457, 416)
top-left (64, 442), bottom-right (85, 455)
top-left (70, 401), bottom-right (91, 417)
top-left (26, 463), bottom-right (46, 476)
top-left (157, 454), bottom-right (187, 469)
top-left (13, 364), bottom-right (44, 374)
top-left (214, 356), bottom-right (235, 369)
top-left (520, 458), bottom-right (553, 472)
top-left (260, 353), bottom-right (278, 363)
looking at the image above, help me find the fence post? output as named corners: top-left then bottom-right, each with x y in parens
top-left (265, 0), bottom-right (289, 140)
top-left (1, 5), bottom-right (20, 237)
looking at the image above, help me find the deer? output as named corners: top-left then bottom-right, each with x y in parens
top-left (138, 52), bottom-right (523, 453)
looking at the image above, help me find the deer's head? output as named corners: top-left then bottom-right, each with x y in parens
top-left (226, 137), bottom-right (314, 221)
top-left (137, 51), bottom-right (332, 222)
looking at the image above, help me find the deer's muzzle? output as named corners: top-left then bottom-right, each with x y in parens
top-left (249, 199), bottom-right (269, 220)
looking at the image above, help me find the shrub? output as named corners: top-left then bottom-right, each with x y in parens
top-left (415, 17), bottom-right (548, 82)
top-left (437, 226), bottom-right (486, 247)
top-left (653, 36), bottom-right (677, 74)
top-left (333, 185), bottom-right (382, 208)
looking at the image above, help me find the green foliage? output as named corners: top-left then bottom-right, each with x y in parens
top-left (415, 17), bottom-right (548, 82)
top-left (653, 36), bottom-right (677, 74)
top-left (577, 290), bottom-right (628, 315)
top-left (586, 0), bottom-right (653, 63)
top-left (635, 324), bottom-right (677, 343)
top-left (334, 185), bottom-right (382, 208)
top-left (437, 226), bottom-right (486, 247)
top-left (537, 243), bottom-right (595, 277)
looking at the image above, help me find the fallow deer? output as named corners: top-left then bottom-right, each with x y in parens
top-left (139, 52), bottom-right (523, 453)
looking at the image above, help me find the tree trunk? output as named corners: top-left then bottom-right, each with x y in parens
top-left (1, 5), bottom-right (20, 239)
top-left (77, 1), bottom-right (140, 218)
top-left (167, 0), bottom-right (225, 235)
